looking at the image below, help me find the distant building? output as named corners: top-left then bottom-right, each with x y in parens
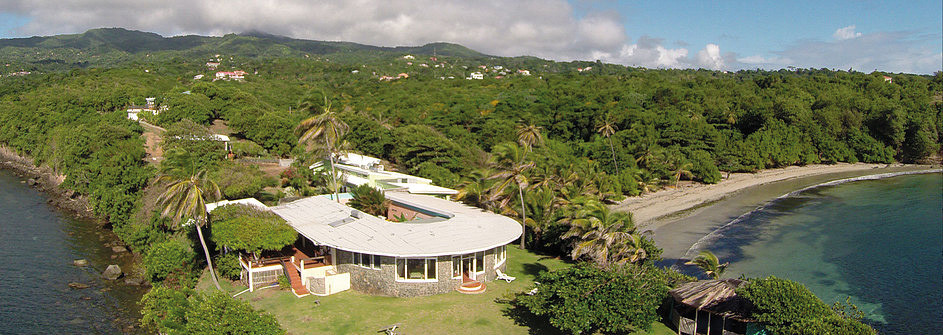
top-left (468, 72), bottom-right (484, 80)
top-left (126, 97), bottom-right (160, 121)
top-left (206, 62), bottom-right (220, 69)
top-left (883, 76), bottom-right (893, 83)
top-left (397, 73), bottom-right (409, 79)
top-left (517, 69), bottom-right (531, 76)
top-left (193, 74), bottom-right (204, 80)
top-left (403, 55), bottom-right (415, 59)
top-left (215, 70), bottom-right (246, 81)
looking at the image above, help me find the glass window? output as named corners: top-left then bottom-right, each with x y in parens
top-left (407, 258), bottom-right (425, 279)
top-left (372, 255), bottom-right (381, 269)
top-left (452, 256), bottom-right (461, 278)
top-left (396, 258), bottom-right (406, 279)
top-left (426, 259), bottom-right (437, 280)
top-left (353, 252), bottom-right (361, 266)
top-left (475, 252), bottom-right (484, 273)
top-left (495, 245), bottom-right (507, 265)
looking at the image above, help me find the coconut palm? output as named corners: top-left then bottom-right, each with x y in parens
top-left (596, 114), bottom-right (620, 174)
top-left (455, 169), bottom-right (496, 210)
top-left (685, 250), bottom-right (728, 279)
top-left (297, 100), bottom-right (348, 202)
top-left (155, 170), bottom-right (223, 291)
top-left (348, 184), bottom-right (390, 217)
top-left (521, 186), bottom-right (558, 249)
top-left (516, 123), bottom-right (543, 153)
top-left (487, 142), bottom-right (535, 249)
top-left (671, 161), bottom-right (694, 185)
top-left (562, 201), bottom-right (645, 266)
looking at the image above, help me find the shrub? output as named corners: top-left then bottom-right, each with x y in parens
top-left (140, 285), bottom-right (191, 333)
top-left (212, 162), bottom-right (267, 199)
top-left (215, 253), bottom-right (242, 281)
top-left (515, 263), bottom-right (672, 334)
top-left (231, 140), bottom-right (267, 158)
top-left (689, 150), bottom-right (721, 184)
top-left (183, 291), bottom-right (285, 334)
top-left (143, 239), bottom-right (195, 282)
top-left (347, 184), bottom-right (390, 217)
top-left (210, 204), bottom-right (297, 255)
top-left (277, 275), bottom-right (291, 290)
top-left (738, 276), bottom-right (876, 334)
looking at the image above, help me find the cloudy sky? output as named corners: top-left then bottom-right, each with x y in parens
top-left (0, 0), bottom-right (940, 74)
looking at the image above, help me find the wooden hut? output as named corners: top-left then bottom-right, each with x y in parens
top-left (668, 279), bottom-right (767, 335)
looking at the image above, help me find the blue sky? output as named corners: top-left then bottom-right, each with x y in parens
top-left (0, 0), bottom-right (940, 73)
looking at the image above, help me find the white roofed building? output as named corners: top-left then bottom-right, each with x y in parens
top-left (210, 191), bottom-right (521, 297)
top-left (310, 153), bottom-right (458, 198)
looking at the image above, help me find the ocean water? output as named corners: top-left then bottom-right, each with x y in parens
top-left (0, 169), bottom-right (145, 334)
top-left (688, 172), bottom-right (942, 334)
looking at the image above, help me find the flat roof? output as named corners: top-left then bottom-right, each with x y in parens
top-left (271, 193), bottom-right (521, 257)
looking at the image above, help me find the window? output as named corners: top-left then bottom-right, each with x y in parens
top-left (352, 252), bottom-right (380, 270)
top-left (452, 256), bottom-right (461, 278)
top-left (494, 245), bottom-right (507, 267)
top-left (396, 258), bottom-right (437, 281)
top-left (475, 252), bottom-right (485, 273)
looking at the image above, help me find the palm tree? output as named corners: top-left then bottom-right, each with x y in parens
top-left (348, 184), bottom-right (390, 217)
top-left (562, 201), bottom-right (645, 266)
top-left (488, 142), bottom-right (535, 249)
top-left (671, 161), bottom-right (694, 185)
top-left (685, 250), bottom-right (728, 279)
top-left (516, 123), bottom-right (543, 153)
top-left (155, 170), bottom-right (223, 291)
top-left (521, 186), bottom-right (558, 249)
top-left (455, 169), bottom-right (496, 210)
top-left (297, 100), bottom-right (349, 202)
top-left (596, 114), bottom-right (620, 174)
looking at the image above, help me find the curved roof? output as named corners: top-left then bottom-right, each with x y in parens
top-left (270, 192), bottom-right (522, 257)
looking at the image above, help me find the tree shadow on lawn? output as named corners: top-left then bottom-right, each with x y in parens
top-left (520, 262), bottom-right (549, 278)
top-left (497, 296), bottom-right (565, 335)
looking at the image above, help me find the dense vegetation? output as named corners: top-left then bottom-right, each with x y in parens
top-left (1, 28), bottom-right (935, 333)
top-left (738, 276), bottom-right (877, 334)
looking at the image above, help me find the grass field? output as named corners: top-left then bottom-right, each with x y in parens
top-left (198, 247), bottom-right (675, 335)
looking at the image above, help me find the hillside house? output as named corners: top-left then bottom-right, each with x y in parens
top-left (211, 190), bottom-right (521, 297)
top-left (126, 97), bottom-right (160, 121)
top-left (468, 72), bottom-right (484, 80)
top-left (310, 153), bottom-right (458, 198)
top-left (883, 75), bottom-right (893, 83)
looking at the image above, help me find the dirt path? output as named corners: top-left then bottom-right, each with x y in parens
top-left (139, 121), bottom-right (165, 164)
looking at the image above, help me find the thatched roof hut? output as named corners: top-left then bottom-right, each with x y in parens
top-left (668, 279), bottom-right (762, 335)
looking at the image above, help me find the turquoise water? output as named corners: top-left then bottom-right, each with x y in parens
top-left (693, 172), bottom-right (942, 334)
top-left (0, 169), bottom-right (145, 333)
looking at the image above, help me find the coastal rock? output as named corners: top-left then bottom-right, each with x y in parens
top-left (26, 178), bottom-right (37, 186)
top-left (124, 278), bottom-right (144, 286)
top-left (68, 282), bottom-right (90, 289)
top-left (102, 265), bottom-right (122, 280)
top-left (111, 245), bottom-right (128, 253)
top-left (73, 259), bottom-right (88, 267)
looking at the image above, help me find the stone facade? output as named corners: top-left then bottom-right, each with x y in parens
top-left (334, 247), bottom-right (509, 297)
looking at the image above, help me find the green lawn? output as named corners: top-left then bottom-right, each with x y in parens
top-left (198, 247), bottom-right (675, 335)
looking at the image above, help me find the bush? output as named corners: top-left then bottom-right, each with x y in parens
top-left (140, 285), bottom-right (191, 333)
top-left (143, 239), bottom-right (195, 282)
top-left (211, 162), bottom-right (267, 199)
top-left (184, 291), bottom-right (285, 334)
top-left (215, 253), bottom-right (242, 281)
top-left (515, 263), bottom-right (672, 334)
top-left (738, 276), bottom-right (876, 334)
top-left (689, 150), bottom-right (721, 184)
top-left (211, 204), bottom-right (297, 255)
top-left (231, 140), bottom-right (267, 158)
top-left (277, 275), bottom-right (291, 290)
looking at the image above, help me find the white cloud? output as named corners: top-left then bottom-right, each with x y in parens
top-left (696, 43), bottom-right (724, 70)
top-left (833, 25), bottom-right (862, 40)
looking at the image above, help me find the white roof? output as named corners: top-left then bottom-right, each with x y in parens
top-left (206, 198), bottom-right (268, 213)
top-left (335, 153), bottom-right (381, 169)
top-left (388, 182), bottom-right (458, 195)
top-left (270, 193), bottom-right (521, 257)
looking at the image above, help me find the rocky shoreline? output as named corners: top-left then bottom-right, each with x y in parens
top-left (0, 145), bottom-right (100, 221)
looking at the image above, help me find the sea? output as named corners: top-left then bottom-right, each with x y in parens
top-left (681, 171), bottom-right (942, 334)
top-left (0, 168), bottom-right (146, 334)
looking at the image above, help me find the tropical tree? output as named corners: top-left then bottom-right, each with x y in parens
top-left (563, 201), bottom-right (649, 266)
top-left (516, 123), bottom-right (544, 153)
top-left (347, 184), bottom-right (390, 217)
top-left (521, 185), bottom-right (558, 249)
top-left (488, 142), bottom-right (535, 249)
top-left (297, 100), bottom-right (349, 202)
top-left (155, 170), bottom-right (223, 290)
top-left (455, 169), bottom-right (495, 210)
top-left (685, 250), bottom-right (728, 279)
top-left (596, 114), bottom-right (620, 174)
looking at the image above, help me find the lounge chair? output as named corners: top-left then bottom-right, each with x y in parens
top-left (495, 269), bottom-right (516, 283)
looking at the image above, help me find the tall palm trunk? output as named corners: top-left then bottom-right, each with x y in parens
top-left (326, 138), bottom-right (340, 202)
top-left (518, 184), bottom-right (526, 249)
top-left (607, 137), bottom-right (620, 174)
top-left (196, 223), bottom-right (222, 291)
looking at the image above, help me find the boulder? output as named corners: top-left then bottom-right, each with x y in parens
top-left (124, 278), bottom-right (144, 286)
top-left (111, 246), bottom-right (128, 253)
top-left (26, 178), bottom-right (37, 186)
top-left (102, 265), bottom-right (122, 280)
top-left (73, 259), bottom-right (88, 267)
top-left (68, 282), bottom-right (90, 289)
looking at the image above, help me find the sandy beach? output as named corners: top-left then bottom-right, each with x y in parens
top-left (613, 163), bottom-right (940, 262)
